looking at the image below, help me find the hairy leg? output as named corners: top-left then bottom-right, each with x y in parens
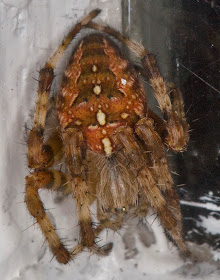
top-left (113, 126), bottom-right (189, 255)
top-left (62, 128), bottom-right (112, 257)
top-left (136, 118), bottom-right (182, 227)
top-left (25, 170), bottom-right (72, 264)
top-left (62, 128), bottom-right (94, 246)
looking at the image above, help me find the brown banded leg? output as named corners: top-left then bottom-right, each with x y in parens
top-left (62, 128), bottom-right (111, 257)
top-left (69, 201), bottom-right (115, 259)
top-left (86, 21), bottom-right (189, 151)
top-left (62, 128), bottom-right (93, 246)
top-left (113, 126), bottom-right (189, 255)
top-left (137, 167), bottom-right (189, 255)
top-left (135, 118), bottom-right (182, 228)
top-left (25, 170), bottom-right (72, 264)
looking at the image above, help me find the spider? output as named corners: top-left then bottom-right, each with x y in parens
top-left (25, 9), bottom-right (190, 264)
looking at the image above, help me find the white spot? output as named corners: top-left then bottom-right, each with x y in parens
top-left (92, 65), bottom-right (97, 72)
top-left (121, 112), bottom-right (129, 119)
top-left (102, 137), bottom-right (112, 156)
top-left (121, 78), bottom-right (127, 85)
top-left (102, 129), bottom-right (107, 135)
top-left (107, 122), bottom-right (118, 128)
top-left (93, 85), bottom-right (101, 95)
top-left (75, 120), bottom-right (82, 125)
top-left (98, 104), bottom-right (102, 108)
top-left (97, 110), bottom-right (106, 126)
top-left (90, 106), bottom-right (94, 112)
top-left (88, 124), bottom-right (98, 130)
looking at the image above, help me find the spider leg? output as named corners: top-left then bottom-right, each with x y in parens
top-left (62, 128), bottom-right (94, 245)
top-left (27, 9), bottom-right (101, 169)
top-left (74, 205), bottom-right (124, 259)
top-left (113, 126), bottom-right (189, 255)
top-left (135, 118), bottom-right (182, 228)
top-left (62, 128), bottom-right (111, 258)
top-left (86, 21), bottom-right (189, 151)
top-left (25, 170), bottom-right (72, 264)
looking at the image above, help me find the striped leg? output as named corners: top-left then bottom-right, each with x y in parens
top-left (135, 118), bottom-right (182, 228)
top-left (113, 126), bottom-right (189, 255)
top-left (25, 170), bottom-right (72, 264)
top-left (62, 128), bottom-right (111, 256)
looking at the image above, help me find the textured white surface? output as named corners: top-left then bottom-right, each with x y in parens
top-left (0, 0), bottom-right (219, 279)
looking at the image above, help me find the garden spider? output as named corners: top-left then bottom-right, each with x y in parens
top-left (25, 9), bottom-right (189, 264)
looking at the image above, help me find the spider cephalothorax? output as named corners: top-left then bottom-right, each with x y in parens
top-left (25, 9), bottom-right (190, 264)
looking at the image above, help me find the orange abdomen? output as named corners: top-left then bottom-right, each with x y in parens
top-left (57, 34), bottom-right (146, 155)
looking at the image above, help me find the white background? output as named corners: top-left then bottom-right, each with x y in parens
top-left (0, 0), bottom-right (219, 279)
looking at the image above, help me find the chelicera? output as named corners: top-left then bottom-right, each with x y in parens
top-left (25, 9), bottom-right (190, 264)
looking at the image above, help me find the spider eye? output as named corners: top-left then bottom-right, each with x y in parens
top-left (108, 95), bottom-right (113, 99)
